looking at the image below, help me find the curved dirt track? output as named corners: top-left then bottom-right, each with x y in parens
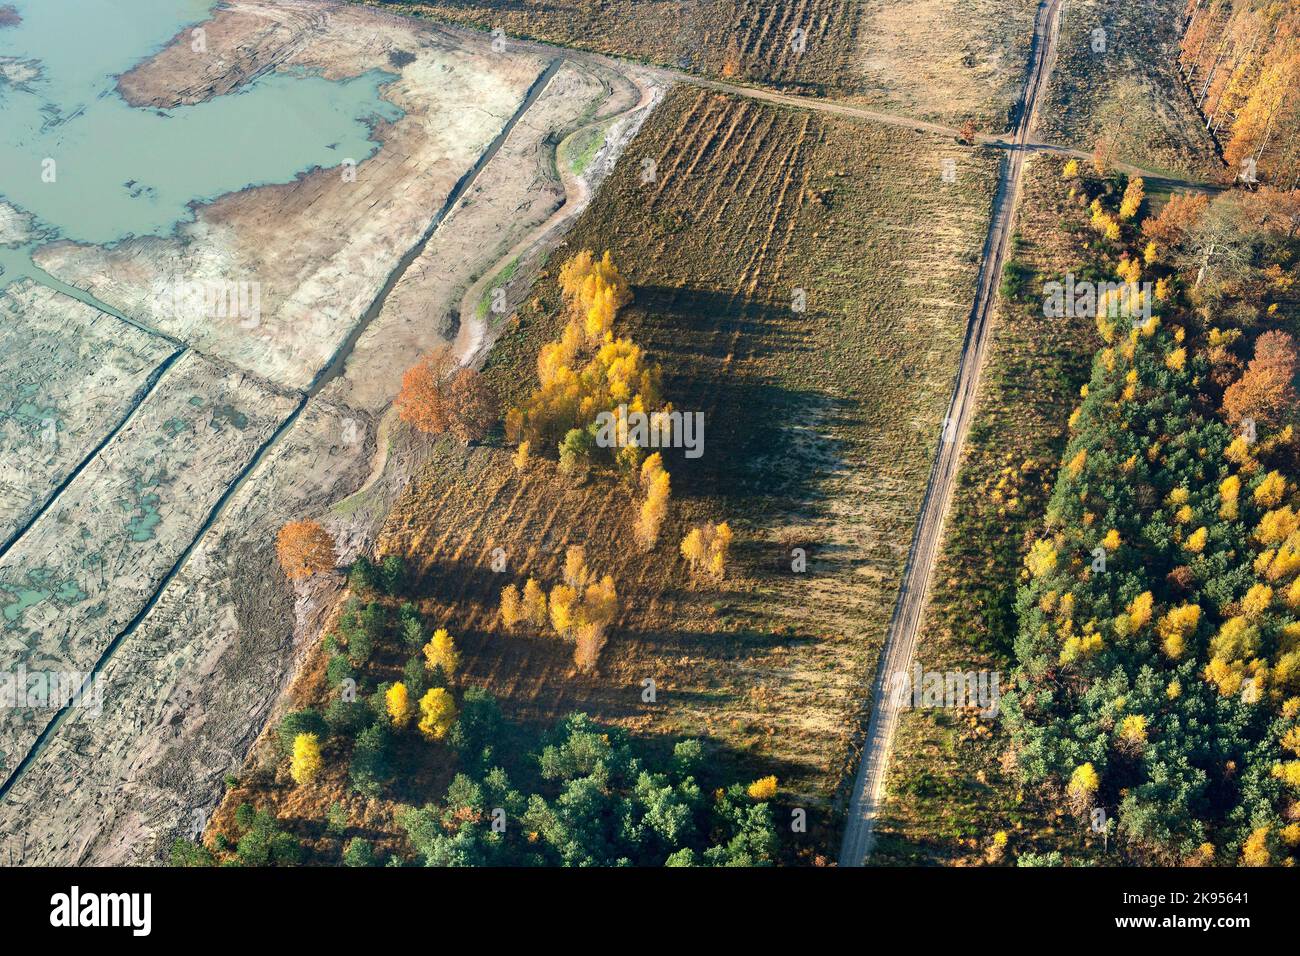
top-left (838, 0), bottom-right (1065, 867)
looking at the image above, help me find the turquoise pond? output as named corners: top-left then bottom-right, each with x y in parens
top-left (0, 0), bottom-right (403, 287)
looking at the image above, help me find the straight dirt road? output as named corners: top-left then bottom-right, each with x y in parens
top-left (838, 0), bottom-right (1066, 867)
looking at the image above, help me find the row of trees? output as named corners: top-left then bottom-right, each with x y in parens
top-left (1005, 167), bottom-right (1300, 863)
top-left (499, 545), bottom-right (619, 672)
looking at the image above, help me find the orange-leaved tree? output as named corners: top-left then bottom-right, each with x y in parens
top-left (276, 519), bottom-right (336, 580)
top-left (395, 348), bottom-right (497, 443)
top-left (1223, 330), bottom-right (1299, 427)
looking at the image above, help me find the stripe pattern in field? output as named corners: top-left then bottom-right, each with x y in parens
top-left (0, 350), bottom-right (299, 777)
top-left (0, 282), bottom-right (177, 550)
top-left (305, 83), bottom-right (1001, 855)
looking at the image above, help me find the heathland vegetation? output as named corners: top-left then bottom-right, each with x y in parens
top-left (176, 533), bottom-right (778, 866)
top-left (877, 151), bottom-right (1299, 866)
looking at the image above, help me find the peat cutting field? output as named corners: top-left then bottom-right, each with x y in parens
top-left (0, 0), bottom-right (656, 864)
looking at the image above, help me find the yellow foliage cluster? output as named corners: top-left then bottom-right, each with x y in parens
top-left (500, 579), bottom-right (551, 631)
top-left (508, 251), bottom-right (663, 458)
top-left (387, 681), bottom-right (413, 728)
top-left (1116, 714), bottom-right (1148, 753)
top-left (1066, 448), bottom-right (1087, 477)
top-left (1090, 198), bottom-right (1120, 239)
top-left (747, 775), bottom-right (778, 800)
top-left (635, 453), bottom-right (671, 550)
top-left (1255, 471), bottom-right (1288, 508)
top-left (291, 732), bottom-right (323, 786)
top-left (1119, 177), bottom-right (1145, 220)
top-left (500, 552), bottom-right (619, 672)
top-left (1257, 506), bottom-right (1299, 546)
top-left (423, 628), bottom-right (460, 677)
top-left (1127, 591), bottom-right (1154, 630)
top-left (1203, 613), bottom-right (1267, 698)
top-left (1219, 474), bottom-right (1241, 520)
top-left (1067, 762), bottom-right (1099, 813)
top-left (680, 521), bottom-right (734, 579)
top-left (1026, 539), bottom-right (1058, 578)
top-left (1157, 603), bottom-right (1201, 659)
top-left (1241, 827), bottom-right (1272, 866)
top-left (418, 687), bottom-right (458, 740)
top-left (559, 249), bottom-right (631, 342)
top-left (512, 440), bottom-right (530, 473)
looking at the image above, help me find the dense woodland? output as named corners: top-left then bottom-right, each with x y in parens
top-left (1180, 0), bottom-right (1300, 186)
top-left (1005, 161), bottom-right (1300, 864)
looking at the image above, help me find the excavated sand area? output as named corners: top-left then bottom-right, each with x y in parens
top-left (0, 1), bottom-right (663, 864)
top-left (36, 1), bottom-right (548, 393)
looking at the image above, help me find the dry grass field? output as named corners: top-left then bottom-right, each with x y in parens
top-left (851, 0), bottom-right (1037, 127)
top-left (210, 83), bottom-right (1001, 862)
top-left (368, 0), bottom-right (863, 93)
top-left (1037, 0), bottom-right (1220, 179)
top-left (362, 0), bottom-right (1038, 127)
top-left (871, 154), bottom-right (1129, 865)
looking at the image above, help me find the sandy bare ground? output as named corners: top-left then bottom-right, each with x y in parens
top-left (36, 1), bottom-right (547, 394)
top-left (0, 282), bottom-right (176, 549)
top-left (0, 2), bottom-right (661, 864)
top-left (0, 349), bottom-right (298, 776)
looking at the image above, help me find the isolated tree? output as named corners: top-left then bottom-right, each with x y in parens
top-left (1223, 330), bottom-right (1299, 426)
top-left (573, 621), bottom-right (606, 674)
top-left (290, 733), bottom-right (323, 786)
top-left (418, 688), bottom-right (458, 741)
top-left (499, 583), bottom-right (523, 629)
top-left (635, 453), bottom-right (671, 550)
top-left (958, 118), bottom-right (979, 144)
top-left (396, 349), bottom-right (497, 443)
top-left (423, 628), bottom-right (461, 678)
top-left (276, 520), bottom-right (336, 580)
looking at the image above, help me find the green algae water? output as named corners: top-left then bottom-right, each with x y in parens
top-left (0, 0), bottom-right (402, 286)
